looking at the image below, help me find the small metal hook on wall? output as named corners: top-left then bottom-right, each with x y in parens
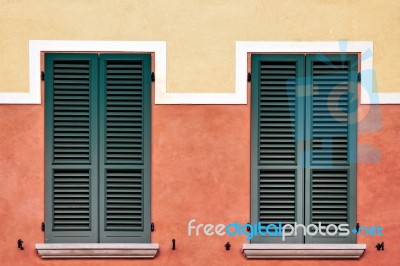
top-left (376, 242), bottom-right (384, 251)
top-left (17, 239), bottom-right (24, 250)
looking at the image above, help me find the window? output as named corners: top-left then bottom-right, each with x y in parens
top-left (250, 54), bottom-right (358, 244)
top-left (44, 53), bottom-right (152, 243)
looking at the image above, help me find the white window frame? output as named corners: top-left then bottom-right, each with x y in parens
top-left (0, 40), bottom-right (167, 104)
top-left (235, 41), bottom-right (398, 104)
top-left (3, 40), bottom-right (389, 105)
top-left (241, 41), bottom-right (368, 259)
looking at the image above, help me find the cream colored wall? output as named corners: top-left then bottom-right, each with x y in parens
top-left (0, 0), bottom-right (399, 93)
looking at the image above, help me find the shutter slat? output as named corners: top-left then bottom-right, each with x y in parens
top-left (105, 169), bottom-right (143, 231)
top-left (311, 60), bottom-right (352, 165)
top-left (99, 54), bottom-right (150, 243)
top-left (52, 60), bottom-right (91, 164)
top-left (53, 170), bottom-right (91, 230)
top-left (311, 168), bottom-right (348, 225)
top-left (258, 61), bottom-right (296, 165)
top-left (45, 54), bottom-right (99, 243)
top-left (105, 59), bottom-right (144, 163)
top-left (306, 55), bottom-right (356, 243)
top-left (259, 170), bottom-right (296, 226)
top-left (252, 55), bottom-right (305, 244)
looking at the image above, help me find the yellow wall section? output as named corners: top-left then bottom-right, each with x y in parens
top-left (0, 0), bottom-right (399, 93)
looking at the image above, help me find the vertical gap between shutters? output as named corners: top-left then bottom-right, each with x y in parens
top-left (96, 55), bottom-right (100, 237)
top-left (251, 53), bottom-right (357, 244)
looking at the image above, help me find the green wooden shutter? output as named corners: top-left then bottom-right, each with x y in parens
top-left (251, 54), bottom-right (305, 243)
top-left (45, 53), bottom-right (99, 243)
top-left (304, 54), bottom-right (358, 243)
top-left (98, 54), bottom-right (151, 243)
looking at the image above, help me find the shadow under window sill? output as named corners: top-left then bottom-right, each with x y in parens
top-left (242, 243), bottom-right (366, 259)
top-left (35, 243), bottom-right (159, 259)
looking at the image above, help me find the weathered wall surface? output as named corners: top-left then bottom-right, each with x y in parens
top-left (0, 101), bottom-right (399, 265)
top-left (0, 0), bottom-right (399, 265)
top-left (0, 0), bottom-right (400, 93)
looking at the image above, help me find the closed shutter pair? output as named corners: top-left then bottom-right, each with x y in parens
top-left (251, 54), bottom-right (358, 243)
top-left (44, 52), bottom-right (357, 244)
top-left (45, 53), bottom-right (151, 243)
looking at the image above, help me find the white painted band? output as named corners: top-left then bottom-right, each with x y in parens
top-left (1, 40), bottom-right (395, 105)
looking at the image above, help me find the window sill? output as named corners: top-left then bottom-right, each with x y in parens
top-left (242, 244), bottom-right (366, 259)
top-left (35, 243), bottom-right (159, 259)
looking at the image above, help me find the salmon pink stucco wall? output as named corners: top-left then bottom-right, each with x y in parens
top-left (0, 99), bottom-right (399, 265)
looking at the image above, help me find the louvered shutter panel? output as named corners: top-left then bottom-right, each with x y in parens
top-left (251, 55), bottom-right (305, 243)
top-left (45, 54), bottom-right (99, 243)
top-left (99, 54), bottom-right (151, 243)
top-left (305, 54), bottom-right (358, 243)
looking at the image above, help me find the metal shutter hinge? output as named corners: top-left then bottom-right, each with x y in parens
top-left (42, 222), bottom-right (45, 232)
top-left (151, 222), bottom-right (155, 232)
top-left (247, 72), bottom-right (251, 82)
top-left (358, 72), bottom-right (361, 82)
top-left (41, 71), bottom-right (45, 81)
top-left (151, 72), bottom-right (155, 82)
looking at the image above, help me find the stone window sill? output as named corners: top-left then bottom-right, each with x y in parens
top-left (242, 244), bottom-right (366, 259)
top-left (35, 243), bottom-right (159, 259)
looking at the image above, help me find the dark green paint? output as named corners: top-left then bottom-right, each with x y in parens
top-left (251, 54), bottom-right (358, 244)
top-left (304, 54), bottom-right (358, 243)
top-left (45, 53), bottom-right (99, 243)
top-left (45, 53), bottom-right (151, 243)
top-left (98, 54), bottom-right (151, 243)
top-left (251, 54), bottom-right (305, 243)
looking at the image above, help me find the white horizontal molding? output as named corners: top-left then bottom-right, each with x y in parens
top-left (5, 40), bottom-right (397, 104)
top-left (236, 41), bottom-right (398, 104)
top-left (8, 40), bottom-right (246, 105)
top-left (35, 243), bottom-right (159, 259)
top-left (0, 91), bottom-right (42, 104)
top-left (242, 244), bottom-right (366, 259)
top-left (1, 40), bottom-right (167, 105)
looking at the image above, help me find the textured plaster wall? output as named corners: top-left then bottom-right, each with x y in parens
top-left (0, 0), bottom-right (400, 265)
top-left (0, 97), bottom-right (399, 265)
top-left (0, 0), bottom-right (400, 93)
